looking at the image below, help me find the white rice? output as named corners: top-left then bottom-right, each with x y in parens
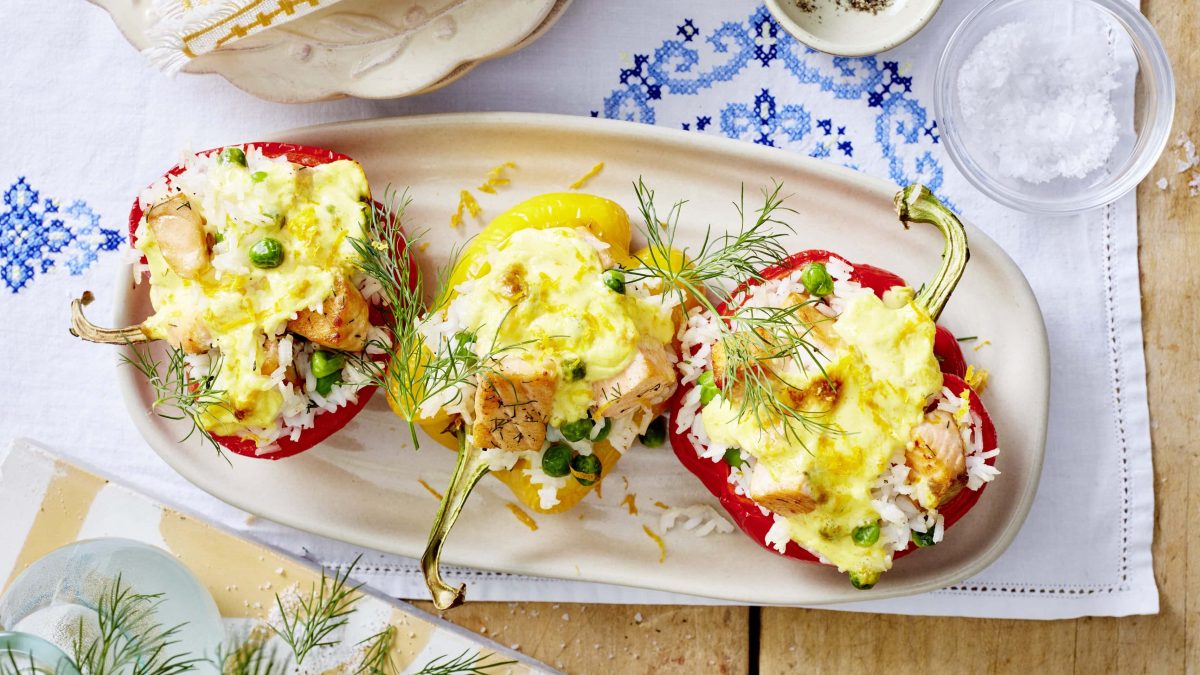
top-left (659, 504), bottom-right (735, 537)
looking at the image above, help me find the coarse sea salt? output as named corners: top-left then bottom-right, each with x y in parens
top-left (956, 19), bottom-right (1126, 184)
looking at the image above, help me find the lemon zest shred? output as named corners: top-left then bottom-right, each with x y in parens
top-left (477, 161), bottom-right (517, 194)
top-left (506, 502), bottom-right (538, 531)
top-left (972, 339), bottom-right (992, 352)
top-left (965, 364), bottom-right (989, 394)
top-left (955, 388), bottom-right (973, 423)
top-left (418, 241), bottom-right (430, 252)
top-left (653, 500), bottom-right (670, 510)
top-left (450, 190), bottom-right (482, 228)
top-left (568, 162), bottom-right (605, 190)
top-left (620, 493), bottom-right (638, 515)
top-left (418, 478), bottom-right (443, 501)
top-left (643, 525), bottom-right (667, 563)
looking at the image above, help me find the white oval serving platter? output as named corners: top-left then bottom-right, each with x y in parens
top-left (88, 0), bottom-right (569, 103)
top-left (114, 113), bottom-right (1049, 605)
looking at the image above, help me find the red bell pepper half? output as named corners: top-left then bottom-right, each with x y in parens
top-left (77, 142), bottom-right (412, 461)
top-left (667, 185), bottom-right (997, 564)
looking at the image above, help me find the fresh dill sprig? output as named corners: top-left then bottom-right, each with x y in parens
top-left (626, 177), bottom-right (795, 316)
top-left (355, 626), bottom-right (396, 675)
top-left (347, 189), bottom-right (533, 447)
top-left (0, 647), bottom-right (38, 675)
top-left (120, 342), bottom-right (227, 458)
top-left (411, 650), bottom-right (516, 675)
top-left (721, 303), bottom-right (840, 444)
top-left (270, 556), bottom-right (362, 666)
top-left (70, 574), bottom-right (199, 675)
top-left (210, 635), bottom-right (290, 675)
top-left (628, 179), bottom-right (837, 441)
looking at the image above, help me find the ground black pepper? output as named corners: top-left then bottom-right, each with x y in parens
top-left (795, 0), bottom-right (893, 14)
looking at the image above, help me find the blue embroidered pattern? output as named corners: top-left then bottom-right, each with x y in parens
top-left (596, 6), bottom-right (949, 204)
top-left (0, 178), bottom-right (120, 293)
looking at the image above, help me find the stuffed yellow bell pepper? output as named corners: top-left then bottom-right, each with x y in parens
top-left (389, 193), bottom-right (684, 609)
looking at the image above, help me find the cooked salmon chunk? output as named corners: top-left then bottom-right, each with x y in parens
top-left (287, 278), bottom-right (371, 352)
top-left (472, 358), bottom-right (557, 451)
top-left (750, 463), bottom-right (816, 517)
top-left (147, 193), bottom-right (209, 280)
top-left (593, 338), bottom-right (677, 418)
top-left (164, 316), bottom-right (211, 354)
top-left (905, 409), bottom-right (968, 509)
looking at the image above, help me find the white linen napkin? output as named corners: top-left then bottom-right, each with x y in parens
top-left (0, 0), bottom-right (1156, 618)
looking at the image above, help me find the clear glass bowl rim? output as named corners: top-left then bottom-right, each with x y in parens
top-left (933, 0), bottom-right (1176, 214)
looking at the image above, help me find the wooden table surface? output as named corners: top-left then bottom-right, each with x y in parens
top-left (423, 1), bottom-right (1198, 671)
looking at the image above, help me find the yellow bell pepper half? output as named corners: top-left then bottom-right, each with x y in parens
top-left (394, 192), bottom-right (650, 514)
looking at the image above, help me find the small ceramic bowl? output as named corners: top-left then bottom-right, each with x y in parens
top-left (765, 0), bottom-right (942, 56)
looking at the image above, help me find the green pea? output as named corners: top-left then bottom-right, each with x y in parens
top-left (220, 147), bottom-right (247, 167)
top-left (311, 350), bottom-right (345, 379)
top-left (315, 371), bottom-right (339, 396)
top-left (602, 268), bottom-right (626, 294)
top-left (911, 528), bottom-right (936, 548)
top-left (559, 418), bottom-right (594, 442)
top-left (639, 416), bottom-right (668, 448)
top-left (800, 262), bottom-right (835, 297)
top-left (249, 238), bottom-right (284, 269)
top-left (251, 170), bottom-right (268, 183)
top-left (852, 523), bottom-right (881, 547)
top-left (570, 453), bottom-right (602, 486)
top-left (724, 447), bottom-right (745, 469)
top-left (848, 572), bottom-right (876, 590)
top-left (698, 370), bottom-right (719, 405)
top-left (541, 443), bottom-right (572, 478)
top-left (562, 357), bottom-right (587, 382)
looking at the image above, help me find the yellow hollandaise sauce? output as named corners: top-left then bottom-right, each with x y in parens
top-left (702, 290), bottom-right (943, 584)
top-left (137, 157), bottom-right (370, 436)
top-left (452, 224), bottom-right (675, 426)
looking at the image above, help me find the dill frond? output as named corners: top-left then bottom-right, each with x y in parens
top-left (270, 557), bottom-right (362, 667)
top-left (211, 636), bottom-right (290, 675)
top-left (627, 179), bottom-right (838, 442)
top-left (355, 626), bottom-right (396, 675)
top-left (411, 649), bottom-right (516, 675)
top-left (70, 574), bottom-right (199, 675)
top-left (120, 343), bottom-right (228, 457)
top-left (347, 190), bottom-right (534, 447)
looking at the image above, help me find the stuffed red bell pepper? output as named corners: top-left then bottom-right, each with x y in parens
top-left (71, 143), bottom-right (410, 460)
top-left (667, 185), bottom-right (999, 588)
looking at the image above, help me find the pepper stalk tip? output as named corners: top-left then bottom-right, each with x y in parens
top-left (893, 185), bottom-right (970, 322)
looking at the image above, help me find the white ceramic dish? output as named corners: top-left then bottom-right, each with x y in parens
top-left (88, 0), bottom-right (569, 103)
top-left (113, 113), bottom-right (1048, 605)
top-left (765, 0), bottom-right (942, 56)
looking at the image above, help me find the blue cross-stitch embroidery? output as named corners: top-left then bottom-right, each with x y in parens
top-left (0, 178), bottom-right (120, 293)
top-left (599, 7), bottom-right (951, 205)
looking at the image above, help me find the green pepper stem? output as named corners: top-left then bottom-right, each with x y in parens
top-left (69, 292), bottom-right (151, 345)
top-left (893, 185), bottom-right (970, 322)
top-left (420, 430), bottom-right (491, 610)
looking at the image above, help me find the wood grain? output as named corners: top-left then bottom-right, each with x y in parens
top-left (428, 1), bottom-right (1197, 671)
top-left (414, 602), bottom-right (749, 674)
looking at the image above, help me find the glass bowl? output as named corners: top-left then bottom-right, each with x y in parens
top-left (0, 539), bottom-right (224, 673)
top-left (935, 0), bottom-right (1174, 213)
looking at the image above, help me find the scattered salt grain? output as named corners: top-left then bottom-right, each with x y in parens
top-left (1156, 177), bottom-right (1169, 190)
top-left (634, 612), bottom-right (644, 624)
top-left (956, 18), bottom-right (1128, 183)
